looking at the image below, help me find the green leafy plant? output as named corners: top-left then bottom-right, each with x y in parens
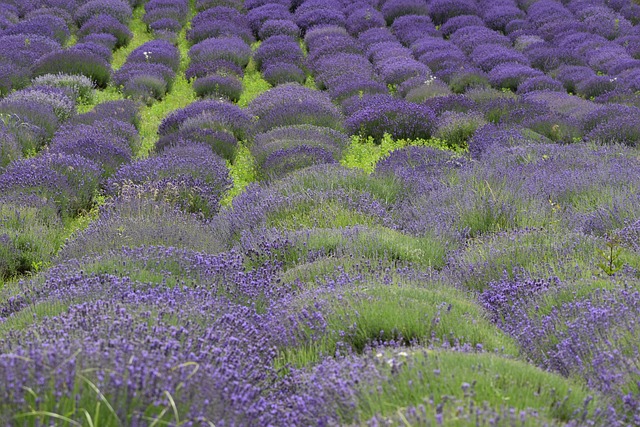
top-left (597, 235), bottom-right (624, 276)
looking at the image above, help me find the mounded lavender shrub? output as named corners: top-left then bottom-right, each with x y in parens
top-left (25, 6), bottom-right (74, 27)
top-left (125, 39), bottom-right (180, 72)
top-left (345, 94), bottom-right (436, 142)
top-left (72, 41), bottom-right (113, 63)
top-left (247, 4), bottom-right (292, 35)
top-left (471, 44), bottom-right (530, 72)
top-left (159, 99), bottom-right (252, 140)
top-left (80, 32), bottom-right (118, 50)
top-left (516, 76), bottom-right (564, 94)
top-left (5, 86), bottom-right (75, 123)
top-left (0, 62), bottom-right (29, 95)
top-left (467, 124), bottom-right (545, 159)
top-left (2, 15), bottom-right (70, 45)
top-left (380, 0), bottom-right (429, 24)
top-left (431, 0), bottom-right (479, 24)
top-left (32, 73), bottom-right (94, 103)
top-left (0, 152), bottom-right (101, 217)
top-left (193, 74), bottom-right (244, 101)
top-left (295, 7), bottom-right (346, 34)
top-left (358, 27), bottom-right (396, 48)
top-left (449, 25), bottom-right (511, 55)
top-left (391, 14), bottom-right (438, 46)
top-left (327, 77), bottom-right (388, 104)
top-left (251, 124), bottom-right (349, 179)
top-left (488, 63), bottom-right (544, 91)
top-left (0, 34), bottom-right (61, 68)
top-left (435, 110), bottom-right (487, 149)
top-left (107, 143), bottom-right (231, 217)
top-left (248, 83), bottom-right (344, 133)
top-left (155, 127), bottom-right (238, 160)
top-left (262, 62), bottom-right (306, 86)
top-left (72, 99), bottom-right (140, 129)
top-left (375, 145), bottom-right (465, 195)
top-left (0, 125), bottom-right (20, 168)
top-left (346, 5), bottom-right (385, 36)
top-left (376, 56), bottom-right (431, 86)
top-left (113, 62), bottom-right (175, 103)
top-left (253, 35), bottom-right (304, 70)
top-left (188, 18), bottom-right (255, 45)
top-left (0, 99), bottom-right (60, 148)
top-left (32, 48), bottom-right (112, 88)
top-left (74, 0), bottom-right (132, 26)
top-left (313, 53), bottom-right (374, 89)
top-left (258, 19), bottom-right (300, 39)
top-left (57, 196), bottom-right (229, 258)
top-left (189, 36), bottom-right (251, 68)
top-left (49, 123), bottom-right (133, 176)
top-left (441, 15), bottom-right (486, 38)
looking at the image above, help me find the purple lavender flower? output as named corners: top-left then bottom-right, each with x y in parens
top-left (258, 19), bottom-right (300, 39)
top-left (193, 73), bottom-right (244, 101)
top-left (345, 94), bottom-right (436, 141)
top-left (2, 15), bottom-right (70, 45)
top-left (159, 99), bottom-right (252, 139)
top-left (107, 143), bottom-right (231, 216)
top-left (262, 62), bottom-right (306, 86)
top-left (74, 0), bottom-right (132, 26)
top-left (0, 34), bottom-right (61, 68)
top-left (439, 14), bottom-right (485, 36)
top-left (428, 0), bottom-right (478, 25)
top-left (345, 5), bottom-right (386, 36)
top-left (125, 39), bottom-right (181, 72)
top-left (253, 35), bottom-right (305, 70)
top-left (380, 0), bottom-right (429, 24)
top-left (49, 122), bottom-right (133, 176)
top-left (32, 48), bottom-right (112, 88)
top-left (0, 152), bottom-right (101, 216)
top-left (247, 3), bottom-right (293, 35)
top-left (189, 36), bottom-right (252, 68)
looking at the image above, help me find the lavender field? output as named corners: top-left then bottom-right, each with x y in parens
top-left (0, 0), bottom-right (639, 425)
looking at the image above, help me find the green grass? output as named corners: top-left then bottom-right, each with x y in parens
top-left (341, 134), bottom-right (466, 173)
top-left (357, 349), bottom-right (598, 425)
top-left (111, 6), bottom-right (154, 71)
top-left (237, 57), bottom-right (271, 108)
top-left (222, 143), bottom-right (257, 205)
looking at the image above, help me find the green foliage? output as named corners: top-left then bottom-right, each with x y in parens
top-left (278, 281), bottom-right (518, 368)
top-left (357, 349), bottom-right (598, 425)
top-left (597, 235), bottom-right (625, 276)
top-left (111, 6), bottom-right (154, 71)
top-left (341, 133), bottom-right (466, 173)
top-left (0, 204), bottom-right (65, 282)
top-left (237, 59), bottom-right (271, 108)
top-left (222, 143), bottom-right (256, 205)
